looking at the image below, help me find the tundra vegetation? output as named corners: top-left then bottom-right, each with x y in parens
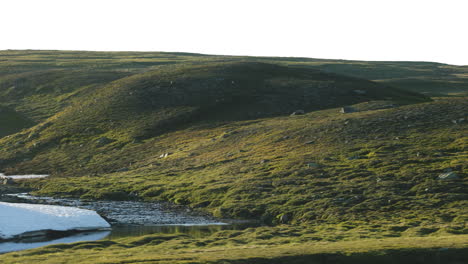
top-left (0, 50), bottom-right (466, 263)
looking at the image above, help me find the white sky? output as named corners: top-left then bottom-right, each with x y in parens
top-left (1, 0), bottom-right (467, 65)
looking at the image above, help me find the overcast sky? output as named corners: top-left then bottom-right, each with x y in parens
top-left (1, 0), bottom-right (467, 65)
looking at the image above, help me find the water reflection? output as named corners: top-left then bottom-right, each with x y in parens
top-left (107, 223), bottom-right (255, 239)
top-left (0, 224), bottom-right (256, 254)
top-left (1, 193), bottom-right (257, 253)
top-left (0, 231), bottom-right (110, 254)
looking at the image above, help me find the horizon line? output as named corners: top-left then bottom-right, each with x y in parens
top-left (1, 49), bottom-right (466, 67)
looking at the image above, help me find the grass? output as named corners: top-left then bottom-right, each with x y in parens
top-left (8, 98), bottom-right (465, 225)
top-left (0, 106), bottom-right (34, 137)
top-left (0, 50), bottom-right (467, 263)
top-left (2, 229), bottom-right (467, 263)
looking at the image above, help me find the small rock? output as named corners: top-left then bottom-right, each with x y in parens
top-left (28, 132), bottom-right (39, 139)
top-left (307, 162), bottom-right (321, 168)
top-left (1, 177), bottom-right (14, 185)
top-left (96, 137), bottom-right (113, 146)
top-left (290, 110), bottom-right (305, 116)
top-left (353, 90), bottom-right (367, 95)
top-left (222, 131), bottom-right (238, 138)
top-left (159, 153), bottom-right (170, 158)
top-left (279, 214), bottom-right (289, 224)
top-left (340, 106), bottom-right (356, 114)
top-left (438, 172), bottom-right (459, 180)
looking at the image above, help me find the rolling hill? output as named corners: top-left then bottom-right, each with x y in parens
top-left (0, 50), bottom-right (466, 264)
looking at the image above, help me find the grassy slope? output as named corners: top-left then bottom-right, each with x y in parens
top-left (0, 50), bottom-right (466, 131)
top-left (16, 98), bottom-right (467, 224)
top-left (2, 233), bottom-right (467, 264)
top-left (0, 50), bottom-right (467, 263)
top-left (0, 61), bottom-right (428, 176)
top-left (0, 106), bottom-right (34, 137)
top-left (272, 59), bottom-right (468, 96)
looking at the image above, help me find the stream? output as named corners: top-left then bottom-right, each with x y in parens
top-left (0, 191), bottom-right (254, 254)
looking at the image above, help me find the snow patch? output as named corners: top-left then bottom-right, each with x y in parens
top-left (0, 202), bottom-right (110, 240)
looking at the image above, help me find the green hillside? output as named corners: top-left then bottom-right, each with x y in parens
top-left (0, 50), bottom-right (466, 263)
top-left (0, 106), bottom-right (34, 138)
top-left (300, 61), bottom-right (468, 96)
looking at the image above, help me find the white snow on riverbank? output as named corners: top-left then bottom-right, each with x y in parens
top-left (0, 173), bottom-right (49, 180)
top-left (0, 202), bottom-right (110, 240)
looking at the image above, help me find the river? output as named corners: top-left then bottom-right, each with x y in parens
top-left (0, 191), bottom-right (254, 254)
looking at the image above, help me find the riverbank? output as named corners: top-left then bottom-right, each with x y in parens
top-left (2, 228), bottom-right (467, 264)
top-left (2, 188), bottom-right (467, 262)
top-left (0, 190), bottom-right (245, 254)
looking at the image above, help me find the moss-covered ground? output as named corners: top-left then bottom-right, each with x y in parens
top-left (2, 230), bottom-right (467, 263)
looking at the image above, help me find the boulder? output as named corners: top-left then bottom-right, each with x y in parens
top-left (290, 110), bottom-right (305, 116)
top-left (353, 90), bottom-right (367, 95)
top-left (96, 137), bottom-right (114, 146)
top-left (307, 162), bottom-right (321, 168)
top-left (159, 153), bottom-right (170, 158)
top-left (28, 132), bottom-right (39, 139)
top-left (116, 167), bottom-right (129, 172)
top-left (438, 172), bottom-right (459, 180)
top-left (279, 213), bottom-right (290, 224)
top-left (340, 106), bottom-right (356, 114)
top-left (1, 178), bottom-right (14, 185)
top-left (452, 118), bottom-right (466, 124)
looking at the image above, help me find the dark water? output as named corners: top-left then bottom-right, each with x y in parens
top-left (0, 224), bottom-right (256, 254)
top-left (107, 223), bottom-right (255, 239)
top-left (0, 193), bottom-right (256, 253)
top-left (7, 193), bottom-right (225, 225)
top-left (0, 231), bottom-right (111, 253)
